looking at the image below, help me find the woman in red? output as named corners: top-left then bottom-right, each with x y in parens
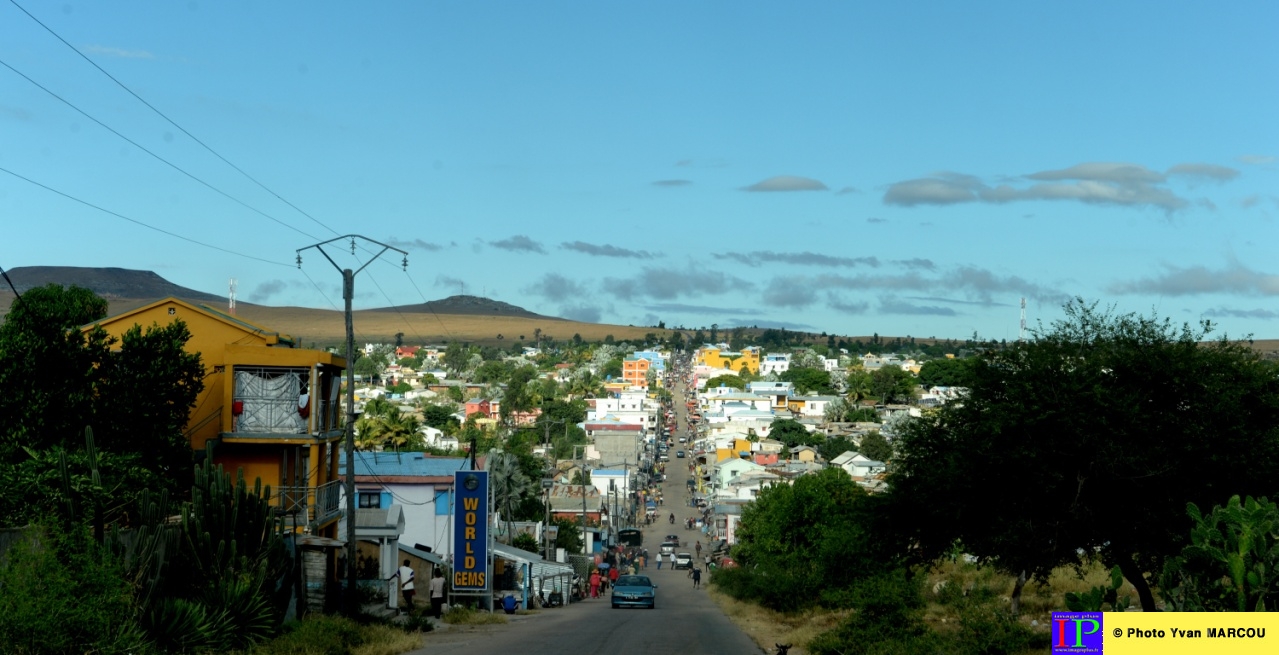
top-left (608, 565), bottom-right (620, 587)
top-left (589, 570), bottom-right (601, 598)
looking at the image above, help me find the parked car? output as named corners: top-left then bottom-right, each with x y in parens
top-left (612, 574), bottom-right (657, 609)
top-left (674, 552), bottom-right (693, 570)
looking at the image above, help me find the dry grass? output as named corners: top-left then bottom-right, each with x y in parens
top-left (201, 303), bottom-right (664, 348)
top-left (440, 606), bottom-right (508, 626)
top-left (707, 586), bottom-right (847, 655)
top-left (351, 624), bottom-right (423, 655)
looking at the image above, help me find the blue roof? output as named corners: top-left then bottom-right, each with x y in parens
top-left (340, 451), bottom-right (470, 477)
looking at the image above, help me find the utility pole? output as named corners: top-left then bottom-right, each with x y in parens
top-left (296, 235), bottom-right (407, 615)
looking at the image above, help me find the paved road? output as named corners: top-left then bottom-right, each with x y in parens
top-left (410, 361), bottom-right (763, 654)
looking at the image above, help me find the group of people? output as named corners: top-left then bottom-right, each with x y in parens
top-left (394, 560), bottom-right (447, 617)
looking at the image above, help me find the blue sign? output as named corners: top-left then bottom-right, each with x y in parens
top-left (453, 470), bottom-right (489, 591)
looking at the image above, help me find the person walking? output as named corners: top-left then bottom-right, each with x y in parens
top-left (656, 553), bottom-right (663, 570)
top-left (695, 541), bottom-right (702, 559)
top-left (429, 568), bottom-right (446, 618)
top-left (589, 570), bottom-right (601, 598)
top-left (396, 559), bottom-right (416, 612)
top-left (692, 567), bottom-right (702, 589)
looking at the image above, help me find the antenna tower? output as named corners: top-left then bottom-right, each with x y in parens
top-left (229, 278), bottom-right (237, 315)
top-left (1019, 297), bottom-right (1026, 342)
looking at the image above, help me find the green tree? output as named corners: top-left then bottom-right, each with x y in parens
top-left (916, 357), bottom-right (974, 388)
top-left (421, 404), bottom-right (461, 433)
top-left (485, 450), bottom-right (532, 544)
top-left (353, 355), bottom-right (380, 380)
top-left (722, 468), bottom-right (895, 611)
top-left (780, 367), bottom-right (835, 395)
top-left (869, 366), bottom-right (915, 404)
top-left (441, 341), bottom-right (470, 377)
top-left (769, 418), bottom-right (818, 449)
top-left (858, 431), bottom-right (893, 462)
top-left (705, 374), bottom-right (746, 390)
top-left (887, 299), bottom-right (1279, 611)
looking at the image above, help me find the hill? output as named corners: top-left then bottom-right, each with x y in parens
top-left (2, 266), bottom-right (223, 302)
top-left (366, 294), bottom-right (555, 319)
top-left (0, 266), bottom-right (658, 348)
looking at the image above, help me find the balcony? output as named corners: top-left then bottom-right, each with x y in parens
top-left (273, 480), bottom-right (342, 531)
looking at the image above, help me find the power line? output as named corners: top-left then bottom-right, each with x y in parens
top-left (0, 164), bottom-right (292, 268)
top-left (0, 56), bottom-right (320, 242)
top-left (8, 0), bottom-right (342, 238)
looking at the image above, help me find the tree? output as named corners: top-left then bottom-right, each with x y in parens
top-left (869, 366), bottom-right (915, 404)
top-left (724, 468), bottom-right (896, 611)
top-left (421, 404), bottom-right (461, 433)
top-left (705, 374), bottom-right (746, 391)
top-left (486, 450), bottom-right (533, 544)
top-left (441, 341), bottom-right (469, 377)
top-left (769, 418), bottom-right (818, 449)
top-left (886, 299), bottom-right (1279, 611)
top-left (780, 367), bottom-right (835, 395)
top-left (0, 285), bottom-right (204, 525)
top-left (858, 431), bottom-right (893, 462)
top-left (916, 357), bottom-right (974, 388)
top-left (845, 368), bottom-right (872, 404)
top-left (353, 355), bottom-right (380, 380)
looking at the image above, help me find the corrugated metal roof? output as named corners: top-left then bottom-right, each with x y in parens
top-left (340, 451), bottom-right (470, 477)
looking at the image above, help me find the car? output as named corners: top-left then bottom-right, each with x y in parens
top-left (659, 541), bottom-right (676, 556)
top-left (678, 436), bottom-right (686, 443)
top-left (674, 552), bottom-right (693, 570)
top-left (659, 453), bottom-right (670, 462)
top-left (665, 534), bottom-right (680, 547)
top-left (675, 450), bottom-right (685, 458)
top-left (612, 574), bottom-right (657, 609)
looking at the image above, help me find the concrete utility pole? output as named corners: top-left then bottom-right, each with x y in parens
top-left (296, 235), bottom-right (407, 615)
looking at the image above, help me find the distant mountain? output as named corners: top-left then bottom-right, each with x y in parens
top-left (363, 294), bottom-right (557, 319)
top-left (2, 266), bottom-right (224, 302)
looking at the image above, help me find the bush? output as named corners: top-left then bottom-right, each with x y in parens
top-left (0, 526), bottom-right (149, 655)
top-left (252, 615), bottom-right (363, 655)
top-left (442, 604), bottom-right (507, 625)
top-left (808, 570), bottom-right (938, 655)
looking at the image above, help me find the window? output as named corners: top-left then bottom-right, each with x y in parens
top-left (435, 489), bottom-right (451, 516)
top-left (358, 492), bottom-right (382, 509)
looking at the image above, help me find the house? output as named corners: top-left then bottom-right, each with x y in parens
top-left (759, 353), bottom-right (791, 376)
top-left (695, 345), bottom-right (761, 375)
top-left (790, 445), bottom-right (820, 463)
top-left (747, 381), bottom-right (794, 410)
top-left (87, 297), bottom-right (346, 538)
top-left (338, 451), bottom-right (473, 558)
top-left (831, 451), bottom-right (887, 489)
top-left (787, 395), bottom-right (839, 418)
top-left (622, 356), bottom-right (652, 389)
top-left (464, 398), bottom-right (494, 421)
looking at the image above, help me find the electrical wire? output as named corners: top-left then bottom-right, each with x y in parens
top-left (0, 56), bottom-right (321, 242)
top-left (7, 0), bottom-right (342, 238)
top-left (0, 164), bottom-right (292, 268)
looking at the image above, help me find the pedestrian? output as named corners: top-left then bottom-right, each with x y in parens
top-left (656, 553), bottom-right (663, 570)
top-left (429, 568), bottom-right (446, 618)
top-left (609, 565), bottom-right (620, 587)
top-left (692, 567), bottom-right (702, 589)
top-left (589, 570), bottom-right (601, 598)
top-left (396, 559), bottom-right (416, 612)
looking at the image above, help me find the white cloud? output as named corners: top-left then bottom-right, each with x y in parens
top-left (81, 44), bottom-right (155, 59)
top-left (741, 175), bottom-right (829, 192)
top-left (1110, 262), bottom-right (1279, 297)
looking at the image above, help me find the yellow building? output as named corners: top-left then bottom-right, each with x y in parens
top-left (88, 298), bottom-right (346, 538)
top-left (695, 345), bottom-right (760, 375)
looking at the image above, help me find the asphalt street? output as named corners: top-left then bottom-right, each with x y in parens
top-left (409, 365), bottom-right (765, 654)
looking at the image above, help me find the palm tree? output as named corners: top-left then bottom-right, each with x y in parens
top-left (485, 449), bottom-right (532, 545)
top-left (353, 414), bottom-right (385, 450)
top-left (381, 408), bottom-right (423, 451)
top-left (845, 369), bottom-right (872, 405)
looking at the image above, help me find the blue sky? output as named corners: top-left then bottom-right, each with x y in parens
top-left (2, 1), bottom-right (1276, 341)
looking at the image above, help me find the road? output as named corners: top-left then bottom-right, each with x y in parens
top-left (410, 360), bottom-right (764, 655)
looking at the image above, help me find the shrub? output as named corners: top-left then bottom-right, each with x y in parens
top-left (442, 605), bottom-right (507, 625)
top-left (252, 615), bottom-right (363, 655)
top-left (0, 526), bottom-right (149, 655)
top-left (807, 569), bottom-right (937, 655)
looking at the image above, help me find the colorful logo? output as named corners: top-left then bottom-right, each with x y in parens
top-left (1052, 612), bottom-right (1103, 653)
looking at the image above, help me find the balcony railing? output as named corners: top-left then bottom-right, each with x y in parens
top-left (272, 480), bottom-right (342, 531)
